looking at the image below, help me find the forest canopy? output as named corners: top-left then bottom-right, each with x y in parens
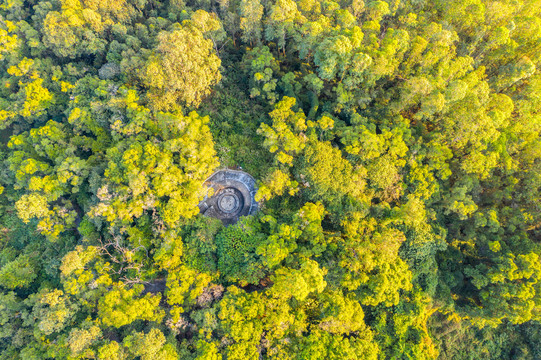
top-left (0, 0), bottom-right (540, 359)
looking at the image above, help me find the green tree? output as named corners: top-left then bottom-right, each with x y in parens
top-left (137, 20), bottom-right (222, 110)
top-left (123, 328), bottom-right (178, 360)
top-left (239, 0), bottom-right (264, 45)
top-left (0, 254), bottom-right (37, 289)
top-left (215, 217), bottom-right (266, 285)
top-left (98, 284), bottom-right (164, 328)
top-left (258, 96), bottom-right (310, 166)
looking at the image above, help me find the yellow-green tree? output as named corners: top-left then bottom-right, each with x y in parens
top-left (138, 18), bottom-right (222, 110)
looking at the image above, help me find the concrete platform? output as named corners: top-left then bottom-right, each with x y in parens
top-left (198, 170), bottom-right (258, 225)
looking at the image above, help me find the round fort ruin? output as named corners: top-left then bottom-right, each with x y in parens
top-left (198, 170), bottom-right (258, 225)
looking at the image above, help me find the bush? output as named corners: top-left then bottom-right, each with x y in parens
top-left (215, 217), bottom-right (266, 285)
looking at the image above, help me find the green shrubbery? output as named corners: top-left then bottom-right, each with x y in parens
top-left (216, 217), bottom-right (266, 285)
top-left (0, 0), bottom-right (539, 358)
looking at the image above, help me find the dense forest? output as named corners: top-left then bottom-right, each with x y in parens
top-left (0, 0), bottom-right (540, 358)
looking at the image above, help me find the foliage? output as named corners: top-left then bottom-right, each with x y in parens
top-left (215, 217), bottom-right (266, 285)
top-left (135, 19), bottom-right (222, 110)
top-left (0, 0), bottom-right (539, 358)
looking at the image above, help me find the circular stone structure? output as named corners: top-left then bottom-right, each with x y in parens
top-left (198, 170), bottom-right (258, 225)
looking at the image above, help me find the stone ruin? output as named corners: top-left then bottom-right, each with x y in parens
top-left (198, 169), bottom-right (258, 225)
